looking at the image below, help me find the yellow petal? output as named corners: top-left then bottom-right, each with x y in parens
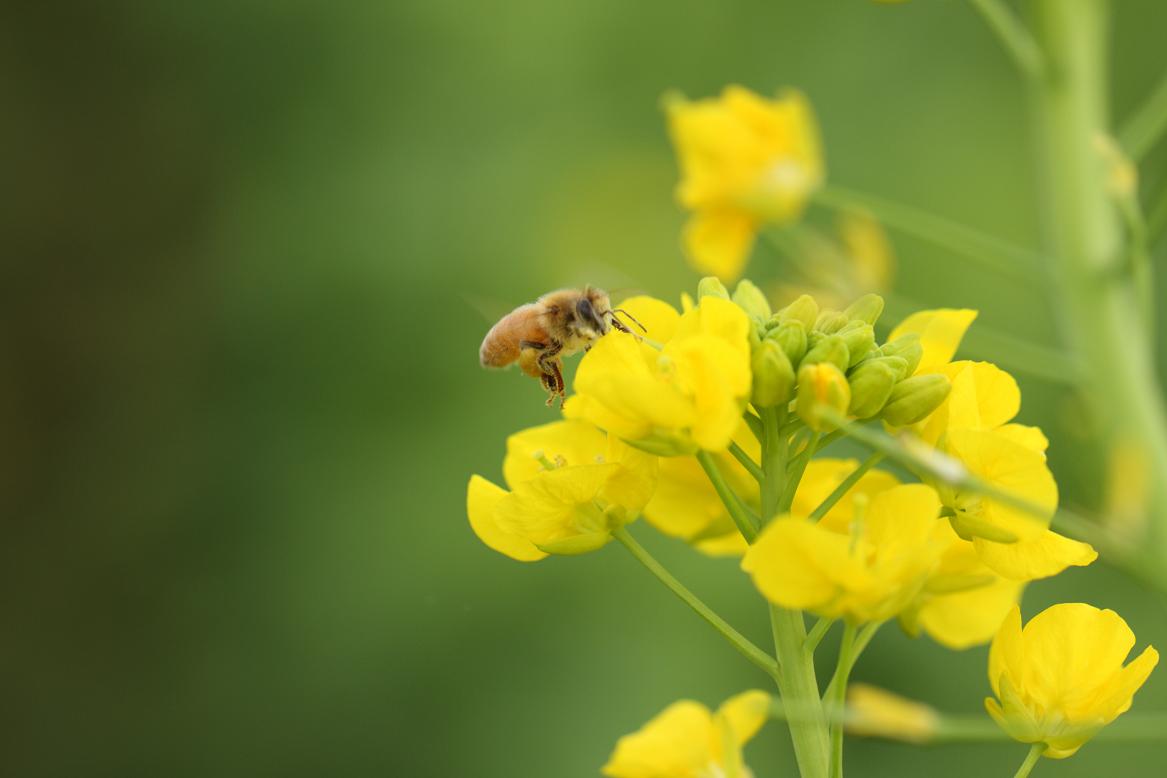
top-left (742, 516), bottom-right (863, 613)
top-left (973, 530), bottom-right (1096, 581)
top-left (682, 210), bottom-right (757, 282)
top-left (988, 605), bottom-right (1024, 699)
top-left (494, 464), bottom-right (621, 549)
top-left (503, 419), bottom-right (610, 487)
top-left (789, 458), bottom-right (899, 530)
top-left (914, 574), bottom-right (1023, 650)
top-left (715, 689), bottom-right (771, 748)
top-left (602, 700), bottom-right (714, 777)
top-left (995, 424), bottom-right (1050, 457)
top-left (888, 309), bottom-right (978, 375)
top-left (614, 295), bottom-right (681, 344)
top-left (466, 475), bottom-right (547, 562)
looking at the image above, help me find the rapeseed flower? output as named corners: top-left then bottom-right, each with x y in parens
top-left (602, 690), bottom-right (770, 778)
top-left (565, 295), bottom-right (752, 455)
top-left (467, 420), bottom-right (657, 560)
top-left (890, 309), bottom-right (1096, 580)
top-left (986, 604), bottom-right (1158, 758)
top-left (742, 484), bottom-right (947, 624)
top-left (666, 86), bottom-right (823, 281)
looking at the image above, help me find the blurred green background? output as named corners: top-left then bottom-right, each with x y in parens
top-left (4, 1), bottom-right (1165, 775)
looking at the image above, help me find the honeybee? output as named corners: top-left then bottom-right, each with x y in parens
top-left (479, 286), bottom-right (644, 405)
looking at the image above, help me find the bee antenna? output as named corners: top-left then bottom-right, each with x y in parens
top-left (608, 308), bottom-right (647, 333)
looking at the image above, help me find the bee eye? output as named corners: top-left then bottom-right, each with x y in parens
top-left (576, 297), bottom-right (595, 322)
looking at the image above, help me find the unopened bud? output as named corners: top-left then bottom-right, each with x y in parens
top-left (777, 294), bottom-right (819, 329)
top-left (802, 334), bottom-right (850, 372)
top-left (797, 362), bottom-right (851, 431)
top-left (881, 374), bottom-right (951, 426)
top-left (814, 310), bottom-right (850, 334)
top-left (843, 293), bottom-right (885, 326)
top-left (880, 333), bottom-right (923, 376)
top-left (766, 320), bottom-right (808, 366)
top-left (751, 340), bottom-right (795, 408)
top-left (837, 321), bottom-right (875, 367)
top-left (697, 276), bottom-right (730, 301)
top-left (732, 279), bottom-right (772, 321)
top-left (847, 358), bottom-right (900, 418)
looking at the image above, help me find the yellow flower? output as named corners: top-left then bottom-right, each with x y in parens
top-left (846, 684), bottom-right (938, 743)
top-left (742, 484), bottom-right (947, 624)
top-left (666, 86), bottom-right (823, 281)
top-left (466, 420), bottom-right (657, 561)
top-left (899, 520), bottom-right (1024, 650)
top-left (642, 422), bottom-right (759, 557)
top-left (986, 604), bottom-right (1159, 759)
top-left (602, 690), bottom-right (770, 778)
top-left (889, 310), bottom-right (1096, 581)
top-left (565, 295), bottom-right (752, 455)
top-left (787, 458), bottom-right (900, 527)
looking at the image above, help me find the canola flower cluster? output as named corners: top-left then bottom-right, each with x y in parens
top-left (467, 84), bottom-right (1158, 778)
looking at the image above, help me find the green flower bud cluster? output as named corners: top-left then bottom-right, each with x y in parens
top-left (708, 276), bottom-right (952, 427)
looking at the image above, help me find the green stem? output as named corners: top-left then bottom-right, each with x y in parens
top-left (780, 432), bottom-right (822, 512)
top-left (804, 617), bottom-right (835, 656)
top-left (1119, 68), bottom-right (1167, 162)
top-left (813, 186), bottom-right (1044, 285)
top-left (1012, 742), bottom-right (1045, 778)
top-left (968, 0), bottom-right (1045, 80)
top-left (1117, 192), bottom-right (1154, 339)
top-left (757, 407), bottom-right (830, 778)
top-left (612, 527), bottom-right (778, 679)
top-left (828, 624), bottom-right (858, 778)
top-left (696, 451), bottom-right (759, 543)
top-left (761, 408), bottom-right (788, 521)
top-left (729, 441), bottom-right (763, 482)
top-left (769, 606), bottom-right (831, 778)
top-left (810, 453), bottom-right (884, 521)
top-left (1031, 0), bottom-right (1167, 574)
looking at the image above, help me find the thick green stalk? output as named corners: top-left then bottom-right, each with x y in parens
top-left (1030, 0), bottom-right (1167, 566)
top-left (758, 411), bottom-right (830, 778)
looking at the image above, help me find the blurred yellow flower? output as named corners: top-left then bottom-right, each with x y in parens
top-left (466, 420), bottom-right (657, 561)
top-left (666, 85), bottom-right (823, 281)
top-left (846, 684), bottom-right (938, 743)
top-left (788, 458), bottom-right (900, 526)
top-left (986, 604), bottom-right (1159, 759)
top-left (742, 484), bottom-right (947, 624)
top-left (603, 690), bottom-right (770, 778)
top-left (642, 422), bottom-right (758, 557)
top-left (565, 295), bottom-right (752, 455)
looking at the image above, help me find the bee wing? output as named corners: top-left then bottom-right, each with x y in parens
top-left (461, 292), bottom-right (518, 325)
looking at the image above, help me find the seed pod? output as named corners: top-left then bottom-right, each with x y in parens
top-left (796, 362), bottom-right (851, 431)
top-left (732, 279), bottom-right (772, 321)
top-left (843, 293), bottom-right (886, 326)
top-left (802, 334), bottom-right (850, 372)
top-left (751, 340), bottom-right (796, 408)
top-left (777, 294), bottom-right (819, 329)
top-left (881, 374), bottom-right (952, 426)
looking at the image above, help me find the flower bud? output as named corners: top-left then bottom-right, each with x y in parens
top-left (814, 309), bottom-right (850, 334)
top-left (797, 362), bottom-right (851, 431)
top-left (751, 340), bottom-right (795, 408)
top-left (802, 334), bottom-right (849, 372)
top-left (697, 276), bottom-right (730, 300)
top-left (847, 358), bottom-right (900, 418)
top-left (881, 374), bottom-right (952, 426)
top-left (837, 321), bottom-right (875, 367)
top-left (766, 320), bottom-right (807, 365)
top-left (880, 333), bottom-right (923, 376)
top-left (732, 279), bottom-right (772, 321)
top-left (843, 293), bottom-right (886, 326)
top-left (777, 294), bottom-right (819, 329)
